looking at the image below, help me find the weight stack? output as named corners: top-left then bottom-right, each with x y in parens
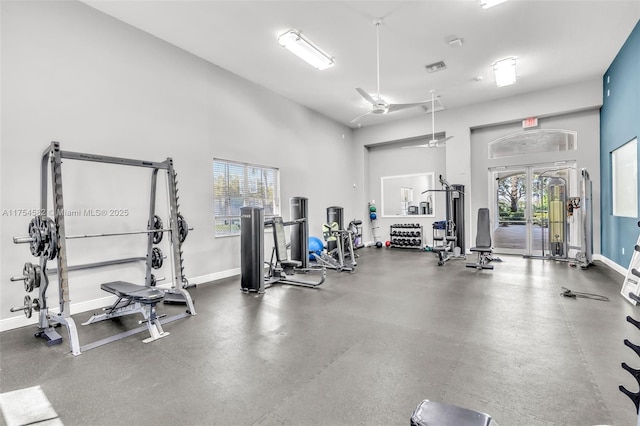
top-left (327, 206), bottom-right (344, 229)
top-left (327, 206), bottom-right (343, 253)
top-left (452, 184), bottom-right (465, 254)
top-left (240, 207), bottom-right (264, 293)
top-left (290, 196), bottom-right (309, 269)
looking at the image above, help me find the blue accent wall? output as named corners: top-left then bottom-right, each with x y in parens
top-left (601, 20), bottom-right (640, 267)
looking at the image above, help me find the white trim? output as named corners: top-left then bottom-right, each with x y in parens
top-left (188, 268), bottom-right (240, 285)
top-left (0, 269), bottom-right (241, 332)
top-left (593, 254), bottom-right (626, 276)
top-left (0, 295), bottom-right (117, 333)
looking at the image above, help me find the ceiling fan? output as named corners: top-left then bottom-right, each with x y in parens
top-left (403, 90), bottom-right (454, 148)
top-left (351, 18), bottom-right (433, 123)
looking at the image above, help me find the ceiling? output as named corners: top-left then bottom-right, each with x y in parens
top-left (83, 0), bottom-right (640, 128)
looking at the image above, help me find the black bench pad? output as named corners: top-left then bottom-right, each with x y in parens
top-left (470, 246), bottom-right (492, 253)
top-left (101, 281), bottom-right (165, 304)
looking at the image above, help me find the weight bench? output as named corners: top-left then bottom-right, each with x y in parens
top-left (466, 208), bottom-right (494, 270)
top-left (82, 281), bottom-right (170, 343)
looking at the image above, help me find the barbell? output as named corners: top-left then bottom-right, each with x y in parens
top-left (13, 216), bottom-right (192, 248)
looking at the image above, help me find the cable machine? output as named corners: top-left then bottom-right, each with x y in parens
top-left (423, 175), bottom-right (465, 265)
top-left (527, 168), bottom-right (592, 268)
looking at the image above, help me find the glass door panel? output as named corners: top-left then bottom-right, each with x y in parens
top-left (493, 170), bottom-right (527, 254)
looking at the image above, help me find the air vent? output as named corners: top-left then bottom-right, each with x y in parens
top-left (426, 61), bottom-right (446, 73)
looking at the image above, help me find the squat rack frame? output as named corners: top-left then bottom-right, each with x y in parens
top-left (33, 141), bottom-right (196, 355)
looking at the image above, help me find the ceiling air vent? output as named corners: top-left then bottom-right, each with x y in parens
top-left (425, 61), bottom-right (446, 73)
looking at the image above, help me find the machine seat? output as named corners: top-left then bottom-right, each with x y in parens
top-left (470, 246), bottom-right (492, 253)
top-left (101, 281), bottom-right (165, 304)
top-left (281, 259), bottom-right (302, 268)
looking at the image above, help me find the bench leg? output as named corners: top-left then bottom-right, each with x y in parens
top-left (142, 304), bottom-right (170, 343)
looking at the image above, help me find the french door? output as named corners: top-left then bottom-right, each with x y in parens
top-left (491, 162), bottom-right (577, 256)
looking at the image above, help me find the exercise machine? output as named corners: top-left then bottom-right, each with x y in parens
top-left (466, 208), bottom-right (494, 270)
top-left (424, 175), bottom-right (465, 266)
top-left (8, 142), bottom-right (196, 356)
top-left (311, 206), bottom-right (357, 272)
top-left (240, 206), bottom-right (325, 293)
top-left (525, 168), bottom-right (593, 268)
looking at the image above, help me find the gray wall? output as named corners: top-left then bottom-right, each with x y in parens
top-left (0, 1), bottom-right (355, 329)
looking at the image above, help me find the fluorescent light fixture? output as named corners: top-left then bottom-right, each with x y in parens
top-left (480, 0), bottom-right (510, 8)
top-left (492, 57), bottom-right (517, 87)
top-left (277, 29), bottom-right (335, 70)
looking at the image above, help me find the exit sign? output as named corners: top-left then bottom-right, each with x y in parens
top-left (523, 117), bottom-right (538, 128)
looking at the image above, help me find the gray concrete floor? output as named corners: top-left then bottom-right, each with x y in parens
top-left (1, 248), bottom-right (638, 425)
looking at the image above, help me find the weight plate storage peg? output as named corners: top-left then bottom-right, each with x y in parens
top-left (151, 247), bottom-right (163, 269)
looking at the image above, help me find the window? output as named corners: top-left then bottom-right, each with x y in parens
top-left (488, 129), bottom-right (577, 159)
top-left (612, 138), bottom-right (638, 218)
top-left (213, 159), bottom-right (280, 236)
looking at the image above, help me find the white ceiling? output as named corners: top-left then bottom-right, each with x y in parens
top-left (83, 0), bottom-right (640, 128)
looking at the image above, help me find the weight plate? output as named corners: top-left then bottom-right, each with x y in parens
top-left (22, 262), bottom-right (40, 292)
top-left (177, 214), bottom-right (188, 243)
top-left (151, 247), bottom-right (163, 269)
top-left (40, 217), bottom-right (57, 260)
top-left (28, 217), bottom-right (44, 257)
top-left (23, 295), bottom-right (33, 319)
top-left (152, 215), bottom-right (163, 244)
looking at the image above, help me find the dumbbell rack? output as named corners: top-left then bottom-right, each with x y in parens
top-left (620, 294), bottom-right (640, 426)
top-left (620, 224), bottom-right (640, 305)
top-left (389, 224), bottom-right (423, 249)
top-left (620, 221), bottom-right (640, 425)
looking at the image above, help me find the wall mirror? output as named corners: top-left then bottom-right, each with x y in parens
top-left (381, 172), bottom-right (436, 217)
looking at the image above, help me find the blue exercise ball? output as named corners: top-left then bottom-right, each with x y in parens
top-left (308, 236), bottom-right (324, 260)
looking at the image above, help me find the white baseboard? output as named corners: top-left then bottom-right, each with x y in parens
top-left (0, 269), bottom-right (241, 333)
top-left (187, 268), bottom-right (240, 285)
top-left (593, 254), bottom-right (626, 276)
top-left (0, 295), bottom-right (117, 333)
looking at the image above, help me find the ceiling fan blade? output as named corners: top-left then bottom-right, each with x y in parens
top-left (356, 88), bottom-right (377, 106)
top-left (387, 101), bottom-right (430, 113)
top-left (350, 111), bottom-right (372, 123)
